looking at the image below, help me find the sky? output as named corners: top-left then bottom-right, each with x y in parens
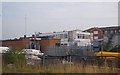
top-left (0, 2), bottom-right (2, 40)
top-left (1, 2), bottom-right (118, 40)
top-left (1, 0), bottom-right (120, 2)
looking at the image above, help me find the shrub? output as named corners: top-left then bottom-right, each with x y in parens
top-left (2, 49), bottom-right (25, 65)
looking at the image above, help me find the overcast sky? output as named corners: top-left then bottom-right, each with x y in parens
top-left (2, 2), bottom-right (118, 40)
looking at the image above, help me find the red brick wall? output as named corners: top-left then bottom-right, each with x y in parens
top-left (2, 38), bottom-right (60, 52)
top-left (39, 39), bottom-right (60, 53)
top-left (0, 41), bottom-right (2, 46)
top-left (2, 39), bottom-right (30, 50)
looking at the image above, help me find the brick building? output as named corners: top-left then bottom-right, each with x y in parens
top-left (39, 38), bottom-right (60, 53)
top-left (2, 38), bottom-right (30, 50)
top-left (84, 26), bottom-right (120, 41)
top-left (84, 26), bottom-right (120, 51)
top-left (2, 35), bottom-right (60, 53)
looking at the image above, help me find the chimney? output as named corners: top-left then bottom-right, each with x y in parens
top-left (24, 35), bottom-right (26, 39)
top-left (32, 34), bottom-right (35, 38)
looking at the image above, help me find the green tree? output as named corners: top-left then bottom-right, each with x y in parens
top-left (3, 49), bottom-right (25, 65)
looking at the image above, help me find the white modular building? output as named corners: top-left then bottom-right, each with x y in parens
top-left (38, 30), bottom-right (91, 46)
top-left (68, 30), bottom-right (91, 46)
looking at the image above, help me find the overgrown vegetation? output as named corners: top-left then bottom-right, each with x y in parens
top-left (2, 49), bottom-right (119, 73)
top-left (2, 49), bottom-right (26, 66)
top-left (111, 45), bottom-right (120, 52)
top-left (103, 34), bottom-right (114, 51)
top-left (2, 62), bottom-right (119, 73)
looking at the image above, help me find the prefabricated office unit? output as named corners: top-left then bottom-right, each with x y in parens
top-left (38, 30), bottom-right (91, 46)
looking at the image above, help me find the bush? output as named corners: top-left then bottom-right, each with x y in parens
top-left (3, 49), bottom-right (25, 65)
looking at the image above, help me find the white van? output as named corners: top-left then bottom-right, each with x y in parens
top-left (22, 49), bottom-right (44, 56)
top-left (0, 47), bottom-right (10, 53)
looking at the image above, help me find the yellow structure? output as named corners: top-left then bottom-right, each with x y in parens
top-left (95, 51), bottom-right (120, 60)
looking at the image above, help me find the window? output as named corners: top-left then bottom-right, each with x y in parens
top-left (56, 43), bottom-right (60, 46)
top-left (94, 31), bottom-right (98, 34)
top-left (60, 34), bottom-right (68, 39)
top-left (61, 44), bottom-right (63, 45)
top-left (58, 34), bottom-right (60, 38)
top-left (85, 35), bottom-right (90, 39)
top-left (77, 34), bottom-right (80, 38)
top-left (64, 43), bottom-right (67, 45)
top-left (77, 34), bottom-right (90, 39)
top-left (60, 34), bottom-right (63, 38)
top-left (64, 34), bottom-right (68, 38)
top-left (94, 36), bottom-right (98, 39)
top-left (82, 34), bottom-right (85, 39)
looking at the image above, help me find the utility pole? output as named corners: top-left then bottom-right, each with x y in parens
top-left (25, 14), bottom-right (27, 36)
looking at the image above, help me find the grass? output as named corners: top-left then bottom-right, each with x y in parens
top-left (2, 61), bottom-right (119, 73)
top-left (0, 54), bottom-right (2, 74)
top-left (1, 50), bottom-right (119, 73)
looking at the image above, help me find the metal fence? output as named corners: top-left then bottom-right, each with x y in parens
top-left (46, 45), bottom-right (94, 57)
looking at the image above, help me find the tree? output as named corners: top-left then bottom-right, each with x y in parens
top-left (3, 49), bottom-right (25, 65)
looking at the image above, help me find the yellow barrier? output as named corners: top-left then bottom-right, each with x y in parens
top-left (96, 52), bottom-right (120, 58)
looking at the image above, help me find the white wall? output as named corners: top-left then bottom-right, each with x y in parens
top-left (38, 30), bottom-right (91, 46)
